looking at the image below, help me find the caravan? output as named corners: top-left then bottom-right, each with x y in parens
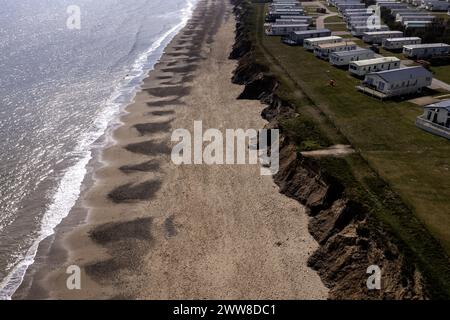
top-left (382, 37), bottom-right (422, 50)
top-left (351, 25), bottom-right (390, 37)
top-left (349, 57), bottom-right (401, 77)
top-left (283, 29), bottom-right (332, 45)
top-left (265, 23), bottom-right (309, 36)
top-left (303, 36), bottom-right (343, 50)
top-left (362, 31), bottom-right (404, 44)
top-left (329, 48), bottom-right (375, 66)
top-left (314, 41), bottom-right (357, 59)
top-left (403, 43), bottom-right (450, 58)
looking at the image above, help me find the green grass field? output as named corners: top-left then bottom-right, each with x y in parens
top-left (378, 47), bottom-right (406, 59)
top-left (324, 15), bottom-right (343, 23)
top-left (251, 1), bottom-right (450, 297)
top-left (324, 23), bottom-right (348, 32)
top-left (431, 65), bottom-right (450, 84)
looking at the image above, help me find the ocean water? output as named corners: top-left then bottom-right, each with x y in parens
top-left (0, 0), bottom-right (197, 299)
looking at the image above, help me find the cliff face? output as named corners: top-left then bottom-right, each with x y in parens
top-left (229, 0), bottom-right (427, 299)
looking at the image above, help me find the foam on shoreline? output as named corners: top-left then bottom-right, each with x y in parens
top-left (0, 0), bottom-right (198, 300)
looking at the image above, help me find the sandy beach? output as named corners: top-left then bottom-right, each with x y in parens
top-left (15, 0), bottom-right (328, 299)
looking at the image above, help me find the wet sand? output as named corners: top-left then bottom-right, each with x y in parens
top-left (15, 0), bottom-right (328, 299)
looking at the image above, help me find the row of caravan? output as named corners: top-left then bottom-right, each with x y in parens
top-left (302, 35), bottom-right (375, 65)
top-left (392, 8), bottom-right (436, 28)
top-left (314, 41), bottom-right (359, 59)
top-left (299, 28), bottom-right (433, 99)
top-left (303, 35), bottom-right (379, 69)
top-left (330, 49), bottom-right (376, 67)
top-left (265, 0), bottom-right (312, 36)
top-left (358, 29), bottom-right (450, 59)
top-left (382, 37), bottom-right (422, 50)
top-left (330, 0), bottom-right (401, 35)
top-left (338, 1), bottom-right (437, 32)
top-left (302, 34), bottom-right (404, 78)
top-left (278, 1), bottom-right (450, 61)
top-left (265, 0), bottom-right (305, 22)
top-left (265, 23), bottom-right (309, 36)
top-left (283, 28), bottom-right (332, 45)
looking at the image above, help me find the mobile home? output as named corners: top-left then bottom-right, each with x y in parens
top-left (349, 56), bottom-right (401, 76)
top-left (329, 0), bottom-right (362, 5)
top-left (283, 29), bottom-right (332, 45)
top-left (314, 41), bottom-right (357, 59)
top-left (278, 15), bottom-right (309, 20)
top-left (362, 30), bottom-right (404, 44)
top-left (270, 4), bottom-right (301, 10)
top-left (275, 17), bottom-right (313, 24)
top-left (351, 25), bottom-right (390, 36)
top-left (265, 23), bottom-right (309, 36)
top-left (403, 43), bottom-right (450, 58)
top-left (416, 99), bottom-right (450, 139)
top-left (267, 9), bottom-right (305, 20)
top-left (270, 2), bottom-right (301, 9)
top-left (382, 37), bottom-right (422, 50)
top-left (377, 2), bottom-right (409, 9)
top-left (395, 12), bottom-right (434, 21)
top-left (399, 15), bottom-right (435, 22)
top-left (395, 11), bottom-right (433, 16)
top-left (403, 20), bottom-right (433, 28)
top-left (269, 8), bottom-right (304, 14)
top-left (357, 66), bottom-right (433, 98)
top-left (337, 3), bottom-right (367, 13)
top-left (391, 8), bottom-right (422, 15)
top-left (342, 9), bottom-right (369, 17)
top-left (329, 48), bottom-right (375, 66)
top-left (424, 1), bottom-right (450, 11)
top-left (303, 36), bottom-right (344, 50)
top-left (272, 0), bottom-right (300, 4)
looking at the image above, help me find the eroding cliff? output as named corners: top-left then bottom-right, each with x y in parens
top-left (230, 0), bottom-right (428, 299)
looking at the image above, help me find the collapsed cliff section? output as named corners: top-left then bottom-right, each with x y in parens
top-left (229, 0), bottom-right (428, 299)
top-left (274, 139), bottom-right (426, 299)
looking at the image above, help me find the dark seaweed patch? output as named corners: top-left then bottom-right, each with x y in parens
top-left (90, 217), bottom-right (153, 244)
top-left (125, 140), bottom-right (170, 155)
top-left (119, 160), bottom-right (160, 173)
top-left (146, 98), bottom-right (184, 107)
top-left (133, 120), bottom-right (172, 136)
top-left (150, 110), bottom-right (175, 116)
top-left (108, 180), bottom-right (161, 203)
top-left (144, 86), bottom-right (191, 97)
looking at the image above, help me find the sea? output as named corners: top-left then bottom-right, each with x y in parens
top-left (0, 0), bottom-right (197, 299)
